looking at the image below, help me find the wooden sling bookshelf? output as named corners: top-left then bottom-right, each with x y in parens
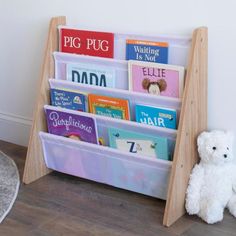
top-left (23, 16), bottom-right (208, 227)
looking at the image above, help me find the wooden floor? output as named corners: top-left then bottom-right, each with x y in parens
top-left (0, 140), bottom-right (236, 236)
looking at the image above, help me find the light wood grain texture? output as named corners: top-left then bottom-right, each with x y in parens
top-left (23, 16), bottom-right (66, 184)
top-left (163, 27), bottom-right (208, 226)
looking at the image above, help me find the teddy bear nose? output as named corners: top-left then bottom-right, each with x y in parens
top-left (224, 154), bottom-right (227, 158)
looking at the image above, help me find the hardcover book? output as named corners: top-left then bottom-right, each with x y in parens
top-left (88, 94), bottom-right (130, 120)
top-left (45, 107), bottom-right (98, 144)
top-left (50, 88), bottom-right (87, 112)
top-left (135, 104), bottom-right (177, 129)
top-left (108, 127), bottom-right (169, 160)
top-left (59, 27), bottom-right (114, 58)
top-left (129, 60), bottom-right (185, 98)
top-left (126, 39), bottom-right (168, 64)
top-left (67, 63), bottom-right (115, 88)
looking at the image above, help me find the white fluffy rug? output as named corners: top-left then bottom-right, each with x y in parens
top-left (0, 151), bottom-right (20, 223)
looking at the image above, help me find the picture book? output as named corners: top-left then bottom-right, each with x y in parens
top-left (59, 27), bottom-right (114, 58)
top-left (88, 94), bottom-right (130, 120)
top-left (168, 139), bottom-right (176, 161)
top-left (135, 104), bottom-right (177, 129)
top-left (67, 63), bottom-right (115, 88)
top-left (128, 60), bottom-right (185, 98)
top-left (50, 88), bottom-right (87, 112)
top-left (126, 39), bottom-right (168, 64)
top-left (108, 127), bottom-right (170, 160)
top-left (45, 107), bottom-right (98, 144)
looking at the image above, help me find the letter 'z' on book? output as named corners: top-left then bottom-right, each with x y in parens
top-left (108, 127), bottom-right (170, 160)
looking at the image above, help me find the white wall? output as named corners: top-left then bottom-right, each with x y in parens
top-left (0, 0), bottom-right (236, 146)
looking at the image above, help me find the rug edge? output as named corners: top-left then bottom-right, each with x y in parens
top-left (0, 151), bottom-right (20, 223)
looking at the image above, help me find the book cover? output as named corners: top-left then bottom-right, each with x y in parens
top-left (108, 127), bottom-right (170, 160)
top-left (59, 27), bottom-right (114, 58)
top-left (88, 94), bottom-right (130, 120)
top-left (50, 88), bottom-right (87, 112)
top-left (168, 139), bottom-right (176, 161)
top-left (45, 107), bottom-right (98, 144)
top-left (129, 60), bottom-right (185, 98)
top-left (67, 63), bottom-right (115, 88)
top-left (135, 104), bottom-right (177, 129)
top-left (126, 39), bottom-right (168, 64)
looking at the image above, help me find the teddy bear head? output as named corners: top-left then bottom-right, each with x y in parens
top-left (197, 130), bottom-right (234, 165)
top-left (142, 78), bottom-right (167, 95)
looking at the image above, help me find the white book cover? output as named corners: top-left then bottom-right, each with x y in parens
top-left (67, 63), bottom-right (116, 88)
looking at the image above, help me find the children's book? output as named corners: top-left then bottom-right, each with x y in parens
top-left (168, 139), bottom-right (176, 161)
top-left (67, 63), bottom-right (115, 88)
top-left (50, 88), bottom-right (87, 112)
top-left (135, 104), bottom-right (177, 130)
top-left (45, 107), bottom-right (98, 144)
top-left (129, 60), bottom-right (185, 98)
top-left (59, 27), bottom-right (114, 58)
top-left (126, 39), bottom-right (168, 64)
top-left (108, 127), bottom-right (170, 160)
top-left (88, 94), bottom-right (130, 120)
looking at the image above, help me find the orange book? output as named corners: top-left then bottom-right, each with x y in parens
top-left (88, 94), bottom-right (130, 120)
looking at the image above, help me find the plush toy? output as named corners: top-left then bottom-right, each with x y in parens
top-left (185, 130), bottom-right (236, 224)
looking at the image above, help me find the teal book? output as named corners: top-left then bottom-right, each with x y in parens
top-left (108, 127), bottom-right (170, 160)
top-left (95, 106), bottom-right (124, 119)
top-left (135, 104), bottom-right (177, 129)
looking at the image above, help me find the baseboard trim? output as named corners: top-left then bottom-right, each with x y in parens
top-left (0, 111), bottom-right (32, 147)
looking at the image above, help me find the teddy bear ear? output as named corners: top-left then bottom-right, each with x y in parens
top-left (197, 131), bottom-right (210, 147)
top-left (142, 78), bottom-right (150, 89)
top-left (157, 79), bottom-right (167, 92)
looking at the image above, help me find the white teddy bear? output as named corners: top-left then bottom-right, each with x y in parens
top-left (185, 130), bottom-right (236, 224)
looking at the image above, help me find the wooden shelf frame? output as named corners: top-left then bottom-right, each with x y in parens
top-left (23, 16), bottom-right (208, 227)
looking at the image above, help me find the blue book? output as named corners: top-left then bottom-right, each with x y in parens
top-left (50, 88), bottom-right (87, 112)
top-left (135, 104), bottom-right (177, 129)
top-left (108, 127), bottom-right (170, 160)
top-left (126, 39), bottom-right (168, 64)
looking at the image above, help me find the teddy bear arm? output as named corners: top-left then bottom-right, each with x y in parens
top-left (229, 166), bottom-right (236, 192)
top-left (185, 164), bottom-right (204, 214)
top-left (233, 179), bottom-right (236, 193)
top-left (233, 185), bottom-right (236, 193)
top-left (187, 164), bottom-right (204, 196)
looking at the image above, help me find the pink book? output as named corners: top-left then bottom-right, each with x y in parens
top-left (128, 60), bottom-right (185, 98)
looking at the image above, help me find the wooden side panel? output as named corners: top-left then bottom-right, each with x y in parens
top-left (163, 27), bottom-right (208, 226)
top-left (23, 16), bottom-right (66, 184)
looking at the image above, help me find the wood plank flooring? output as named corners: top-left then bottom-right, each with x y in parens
top-left (0, 140), bottom-right (235, 236)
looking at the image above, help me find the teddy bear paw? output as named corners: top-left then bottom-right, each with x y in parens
top-left (229, 207), bottom-right (236, 218)
top-left (200, 206), bottom-right (224, 224)
top-left (228, 201), bottom-right (236, 217)
top-left (185, 200), bottom-right (200, 215)
top-left (204, 213), bottom-right (223, 224)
